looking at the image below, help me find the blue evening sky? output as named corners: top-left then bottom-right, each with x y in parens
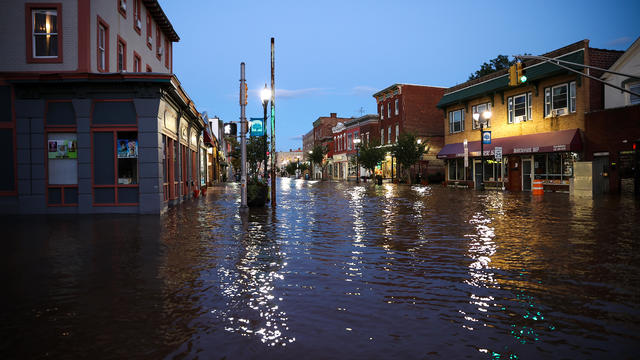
top-left (159, 0), bottom-right (639, 152)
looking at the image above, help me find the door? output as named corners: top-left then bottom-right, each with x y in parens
top-left (474, 160), bottom-right (482, 189)
top-left (522, 158), bottom-right (532, 191)
top-left (593, 155), bottom-right (610, 195)
top-left (508, 156), bottom-right (521, 191)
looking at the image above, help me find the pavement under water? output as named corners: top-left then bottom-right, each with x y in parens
top-left (2, 178), bottom-right (640, 359)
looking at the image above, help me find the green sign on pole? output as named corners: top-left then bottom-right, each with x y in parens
top-left (249, 118), bottom-right (264, 137)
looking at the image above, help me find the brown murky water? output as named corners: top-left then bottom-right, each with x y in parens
top-left (2, 179), bottom-right (640, 359)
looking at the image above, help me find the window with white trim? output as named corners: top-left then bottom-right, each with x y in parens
top-left (471, 103), bottom-right (491, 129)
top-left (381, 129), bottom-right (384, 145)
top-left (508, 92), bottom-right (532, 123)
top-left (630, 82), bottom-right (640, 105)
top-left (387, 127), bottom-right (391, 144)
top-left (387, 103), bottom-right (391, 118)
top-left (448, 109), bottom-right (464, 133)
top-left (395, 99), bottom-right (399, 115)
top-left (347, 133), bottom-right (352, 150)
top-left (544, 82), bottom-right (576, 117)
top-left (97, 21), bottom-right (108, 72)
top-left (32, 9), bottom-right (59, 58)
top-left (380, 104), bottom-right (384, 120)
top-left (395, 124), bottom-right (399, 143)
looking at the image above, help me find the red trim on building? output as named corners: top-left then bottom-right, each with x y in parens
top-left (133, 51), bottom-right (141, 72)
top-left (156, 26), bottom-right (162, 60)
top-left (146, 64), bottom-right (152, 72)
top-left (118, 0), bottom-right (127, 18)
top-left (117, 35), bottom-right (127, 72)
top-left (146, 13), bottom-right (152, 50)
top-left (77, 0), bottom-right (90, 71)
top-left (25, 3), bottom-right (63, 64)
top-left (96, 15), bottom-right (110, 72)
top-left (44, 101), bottom-right (78, 207)
top-left (132, 0), bottom-right (142, 35)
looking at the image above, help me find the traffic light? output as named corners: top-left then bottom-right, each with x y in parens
top-left (509, 64), bottom-right (518, 86)
top-left (224, 122), bottom-right (237, 137)
top-left (516, 62), bottom-right (527, 84)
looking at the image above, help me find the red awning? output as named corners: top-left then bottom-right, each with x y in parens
top-left (437, 128), bottom-right (582, 159)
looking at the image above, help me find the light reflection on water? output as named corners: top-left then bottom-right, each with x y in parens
top-left (2, 180), bottom-right (640, 359)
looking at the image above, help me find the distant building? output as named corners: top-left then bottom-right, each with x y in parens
top-left (303, 113), bottom-right (350, 179)
top-left (0, 0), bottom-right (208, 214)
top-left (276, 148), bottom-right (304, 175)
top-left (329, 114), bottom-right (378, 180)
top-left (373, 84), bottom-right (446, 180)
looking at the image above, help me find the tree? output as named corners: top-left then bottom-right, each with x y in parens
top-left (355, 137), bottom-right (386, 181)
top-left (468, 54), bottom-right (515, 81)
top-left (306, 144), bottom-right (327, 180)
top-left (391, 133), bottom-right (425, 184)
top-left (246, 135), bottom-right (268, 180)
top-left (227, 136), bottom-right (241, 175)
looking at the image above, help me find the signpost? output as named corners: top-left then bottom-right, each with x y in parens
top-left (482, 131), bottom-right (491, 145)
top-left (495, 146), bottom-right (504, 191)
top-left (249, 118), bottom-right (264, 137)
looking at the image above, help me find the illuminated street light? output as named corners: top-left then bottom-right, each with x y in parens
top-left (473, 110), bottom-right (492, 191)
top-left (353, 137), bottom-right (361, 184)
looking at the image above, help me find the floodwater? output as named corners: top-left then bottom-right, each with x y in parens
top-left (2, 179), bottom-right (640, 359)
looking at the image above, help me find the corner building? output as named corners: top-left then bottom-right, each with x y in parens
top-left (437, 40), bottom-right (622, 192)
top-left (0, 0), bottom-right (209, 214)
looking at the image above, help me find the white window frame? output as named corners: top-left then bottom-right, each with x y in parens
top-left (380, 104), bottom-right (384, 120)
top-left (448, 109), bottom-right (464, 133)
top-left (32, 9), bottom-right (59, 58)
top-left (508, 92), bottom-right (532, 123)
top-left (395, 124), bottom-right (399, 142)
top-left (381, 129), bottom-right (384, 145)
top-left (98, 24), bottom-right (106, 71)
top-left (387, 103), bottom-right (391, 118)
top-left (395, 99), bottom-right (399, 115)
top-left (117, 40), bottom-right (125, 71)
top-left (630, 82), bottom-right (640, 105)
top-left (544, 82), bottom-right (575, 117)
top-left (347, 133), bottom-right (352, 150)
top-left (471, 103), bottom-right (491, 129)
top-left (388, 127), bottom-right (391, 144)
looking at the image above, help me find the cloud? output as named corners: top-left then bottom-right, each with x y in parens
top-left (289, 135), bottom-right (303, 141)
top-left (351, 86), bottom-right (377, 96)
top-left (606, 36), bottom-right (633, 47)
top-left (247, 87), bottom-right (326, 99)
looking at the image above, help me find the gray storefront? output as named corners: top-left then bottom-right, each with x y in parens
top-left (0, 74), bottom-right (206, 214)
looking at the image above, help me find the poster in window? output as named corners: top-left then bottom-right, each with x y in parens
top-left (117, 139), bottom-right (138, 158)
top-left (48, 139), bottom-right (77, 159)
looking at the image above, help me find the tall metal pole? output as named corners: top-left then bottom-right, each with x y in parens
top-left (480, 122), bottom-right (485, 191)
top-left (270, 37), bottom-right (276, 207)
top-left (240, 63), bottom-right (248, 208)
top-left (263, 98), bottom-right (268, 181)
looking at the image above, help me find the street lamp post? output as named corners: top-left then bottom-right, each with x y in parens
top-left (473, 110), bottom-right (492, 191)
top-left (308, 150), bottom-right (313, 180)
top-left (260, 84), bottom-right (271, 181)
top-left (353, 137), bottom-right (361, 183)
top-left (417, 139), bottom-right (422, 184)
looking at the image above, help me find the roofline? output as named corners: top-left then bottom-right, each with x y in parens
top-left (142, 0), bottom-right (180, 42)
top-left (601, 36), bottom-right (640, 80)
top-left (372, 83), bottom-right (447, 98)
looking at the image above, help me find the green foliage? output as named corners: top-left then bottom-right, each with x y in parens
top-left (228, 136), bottom-right (241, 173)
top-left (356, 137), bottom-right (386, 177)
top-left (468, 54), bottom-right (515, 81)
top-left (391, 133), bottom-right (425, 184)
top-left (285, 162), bottom-right (298, 175)
top-left (306, 144), bottom-right (327, 166)
top-left (246, 135), bottom-right (268, 179)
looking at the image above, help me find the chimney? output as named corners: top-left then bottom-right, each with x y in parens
top-left (330, 113), bottom-right (337, 118)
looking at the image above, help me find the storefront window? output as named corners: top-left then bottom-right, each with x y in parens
top-left (116, 132), bottom-right (138, 185)
top-left (448, 159), bottom-right (466, 181)
top-left (533, 152), bottom-right (577, 182)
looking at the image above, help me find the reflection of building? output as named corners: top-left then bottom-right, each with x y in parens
top-left (373, 84), bottom-right (446, 180)
top-left (0, 0), bottom-right (208, 214)
top-left (437, 40), bottom-right (623, 192)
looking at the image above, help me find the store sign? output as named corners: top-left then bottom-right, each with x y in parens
top-left (494, 146), bottom-right (502, 161)
top-left (117, 139), bottom-right (138, 158)
top-left (482, 131), bottom-right (491, 144)
top-left (48, 139), bottom-right (77, 159)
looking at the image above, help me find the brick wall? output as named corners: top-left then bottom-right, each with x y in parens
top-left (587, 48), bottom-right (624, 111)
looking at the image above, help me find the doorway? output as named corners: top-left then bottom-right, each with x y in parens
top-left (522, 158), bottom-right (532, 191)
top-left (593, 155), bottom-right (610, 195)
top-left (508, 156), bottom-right (521, 192)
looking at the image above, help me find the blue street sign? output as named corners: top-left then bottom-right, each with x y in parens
top-left (482, 131), bottom-right (491, 144)
top-left (249, 118), bottom-right (264, 136)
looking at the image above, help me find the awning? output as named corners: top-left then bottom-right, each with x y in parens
top-left (437, 128), bottom-right (582, 159)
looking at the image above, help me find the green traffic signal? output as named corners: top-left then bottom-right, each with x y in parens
top-left (520, 75), bottom-right (527, 83)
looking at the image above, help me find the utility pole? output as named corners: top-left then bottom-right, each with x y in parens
top-left (240, 62), bottom-right (247, 208)
top-left (270, 37), bottom-right (276, 207)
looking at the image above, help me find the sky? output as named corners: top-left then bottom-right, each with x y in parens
top-left (159, 0), bottom-right (640, 152)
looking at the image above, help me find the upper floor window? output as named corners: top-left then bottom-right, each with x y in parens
top-left (387, 127), bottom-right (391, 144)
top-left (508, 92), bottom-right (532, 123)
top-left (394, 99), bottom-right (399, 116)
top-left (28, 5), bottom-right (62, 63)
top-left (133, 52), bottom-right (141, 72)
top-left (133, 0), bottom-right (142, 33)
top-left (117, 37), bottom-right (126, 71)
top-left (97, 17), bottom-right (109, 72)
top-left (544, 82), bottom-right (576, 117)
top-left (387, 103), bottom-right (391, 118)
top-left (146, 14), bottom-right (152, 49)
top-left (395, 124), bottom-right (399, 142)
top-left (630, 82), bottom-right (640, 105)
top-left (471, 103), bottom-right (491, 129)
top-left (380, 104), bottom-right (384, 120)
top-left (118, 0), bottom-right (127, 18)
top-left (156, 27), bottom-right (162, 59)
top-left (347, 133), bottom-right (352, 150)
top-left (448, 109), bottom-right (464, 133)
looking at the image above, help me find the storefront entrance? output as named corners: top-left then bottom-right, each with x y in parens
top-left (507, 156), bottom-right (521, 192)
top-left (522, 158), bottom-right (532, 191)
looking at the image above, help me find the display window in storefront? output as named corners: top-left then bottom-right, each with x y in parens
top-left (533, 152), bottom-right (579, 182)
top-left (46, 101), bottom-right (78, 206)
top-left (448, 158), bottom-right (466, 181)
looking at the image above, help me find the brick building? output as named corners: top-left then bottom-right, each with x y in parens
top-left (0, 0), bottom-right (208, 214)
top-left (436, 40), bottom-right (623, 192)
top-left (303, 113), bottom-right (349, 179)
top-left (372, 84), bottom-right (446, 180)
top-left (328, 114), bottom-right (378, 180)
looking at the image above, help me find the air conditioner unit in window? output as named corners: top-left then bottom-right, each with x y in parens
top-left (136, 19), bottom-right (141, 29)
top-left (514, 115), bottom-right (526, 123)
top-left (120, 0), bottom-right (126, 11)
top-left (551, 108), bottom-right (566, 117)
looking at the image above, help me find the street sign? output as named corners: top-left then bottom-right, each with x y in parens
top-left (495, 146), bottom-right (502, 161)
top-left (249, 118), bottom-right (264, 136)
top-left (482, 131), bottom-right (491, 144)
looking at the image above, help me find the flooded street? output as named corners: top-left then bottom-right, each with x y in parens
top-left (2, 179), bottom-right (640, 359)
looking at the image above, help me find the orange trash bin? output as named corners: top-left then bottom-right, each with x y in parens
top-left (532, 179), bottom-right (544, 195)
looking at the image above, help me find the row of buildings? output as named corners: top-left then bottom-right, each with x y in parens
top-left (301, 39), bottom-right (640, 196)
top-left (0, 0), bottom-right (230, 214)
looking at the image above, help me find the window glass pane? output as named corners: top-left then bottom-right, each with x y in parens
top-left (548, 153), bottom-right (562, 175)
top-left (514, 95), bottom-right (526, 117)
top-left (0, 129), bottom-right (14, 191)
top-left (508, 97), bottom-right (513, 123)
top-left (448, 161), bottom-right (455, 180)
top-left (34, 35), bottom-right (58, 57)
top-left (629, 83), bottom-right (640, 104)
top-left (46, 102), bottom-right (76, 125)
top-left (118, 187), bottom-right (138, 203)
top-left (117, 131), bottom-right (138, 184)
top-left (545, 88), bottom-right (551, 116)
top-left (552, 85), bottom-right (567, 109)
top-left (64, 187), bottom-right (78, 204)
top-left (93, 101), bottom-right (136, 125)
top-left (95, 188), bottom-right (115, 204)
top-left (48, 188), bottom-right (62, 204)
top-left (456, 158), bottom-right (465, 180)
top-left (483, 160), bottom-right (493, 181)
top-left (93, 132), bottom-right (114, 185)
top-left (534, 154), bottom-right (546, 179)
top-left (570, 82), bottom-right (576, 112)
top-left (48, 133), bottom-right (77, 184)
top-left (563, 153), bottom-right (574, 177)
top-left (527, 92), bottom-right (532, 120)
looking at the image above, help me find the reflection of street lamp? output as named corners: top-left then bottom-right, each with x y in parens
top-left (353, 137), bottom-right (361, 183)
top-left (260, 84), bottom-right (271, 181)
top-left (473, 110), bottom-right (492, 191)
top-left (417, 139), bottom-right (422, 183)
top-left (309, 150), bottom-right (313, 179)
